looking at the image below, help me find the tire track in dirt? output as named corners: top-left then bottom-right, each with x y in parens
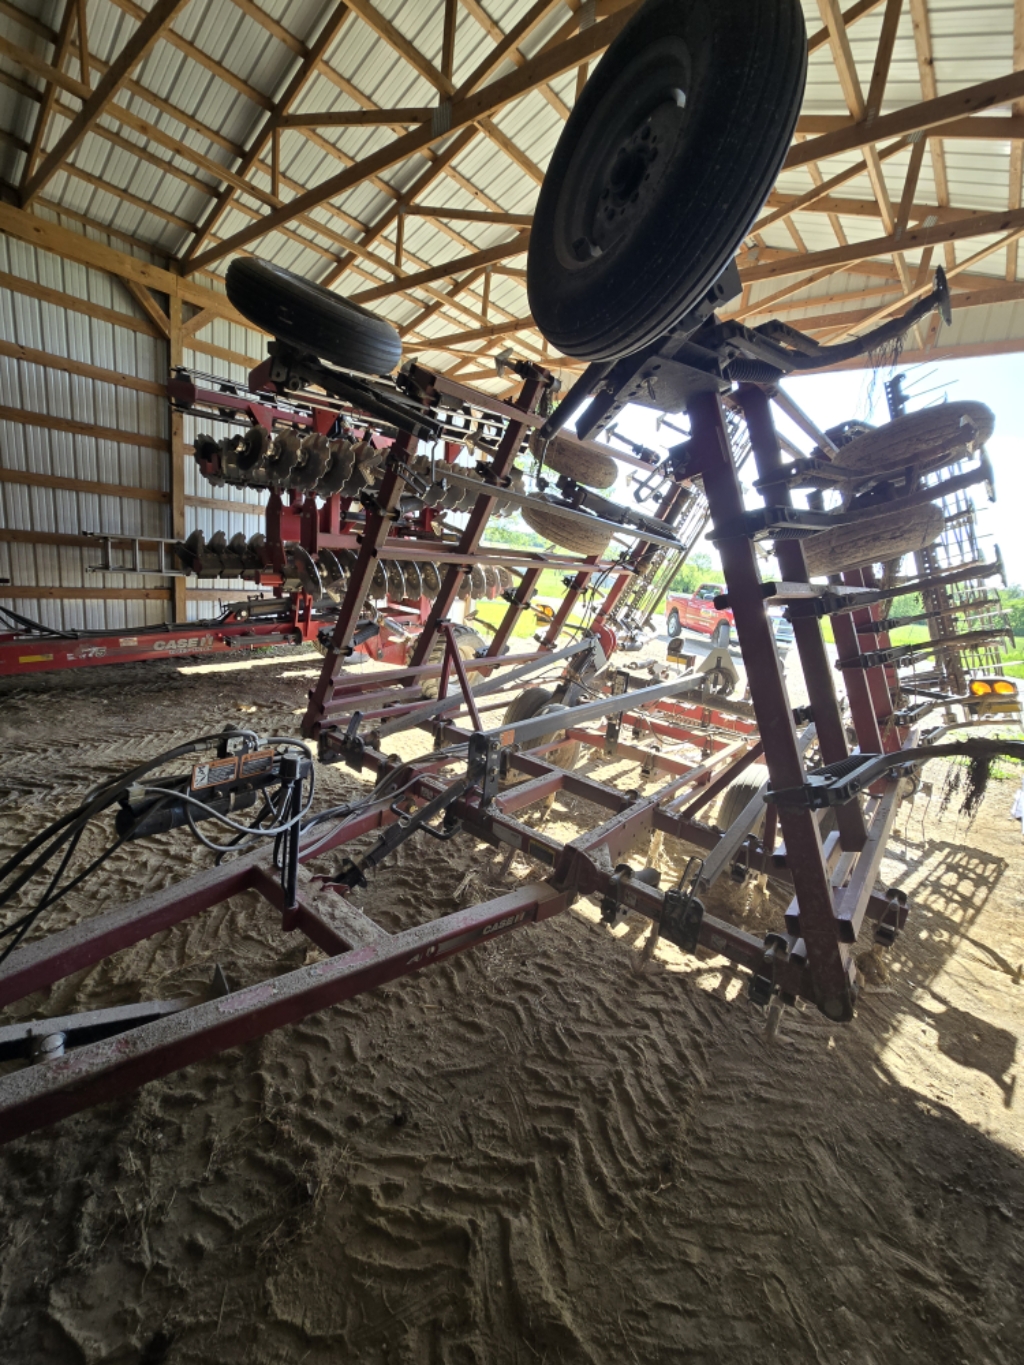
top-left (0, 660), bottom-right (1021, 1364)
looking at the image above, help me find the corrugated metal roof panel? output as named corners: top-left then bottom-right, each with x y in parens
top-left (3, 0), bottom-right (1024, 628)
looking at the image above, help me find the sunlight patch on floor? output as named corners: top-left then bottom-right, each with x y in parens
top-left (177, 649), bottom-right (316, 675)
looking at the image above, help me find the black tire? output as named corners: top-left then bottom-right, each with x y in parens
top-left (527, 0), bottom-right (807, 361)
top-left (666, 608), bottom-right (681, 638)
top-left (225, 257), bottom-right (402, 376)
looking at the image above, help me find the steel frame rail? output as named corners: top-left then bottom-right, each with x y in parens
top-left (0, 366), bottom-right (935, 1143)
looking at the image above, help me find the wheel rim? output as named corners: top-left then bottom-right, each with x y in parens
top-left (552, 40), bottom-right (692, 272)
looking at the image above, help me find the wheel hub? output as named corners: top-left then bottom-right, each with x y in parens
top-left (551, 38), bottom-right (692, 272)
top-left (590, 94), bottom-right (687, 255)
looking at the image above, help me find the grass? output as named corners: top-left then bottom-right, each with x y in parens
top-left (470, 597), bottom-right (593, 641)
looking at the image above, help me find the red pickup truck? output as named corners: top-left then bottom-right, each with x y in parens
top-left (665, 584), bottom-right (732, 637)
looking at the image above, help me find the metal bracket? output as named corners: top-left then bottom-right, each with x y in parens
top-left (600, 864), bottom-right (634, 929)
top-left (835, 645), bottom-right (918, 670)
top-left (874, 887), bottom-right (908, 946)
top-left (659, 857), bottom-right (705, 954)
top-left (708, 505), bottom-right (839, 544)
top-left (603, 670), bottom-right (630, 756)
top-left (467, 731), bottom-right (504, 806)
top-left (769, 753), bottom-right (894, 808)
top-left (748, 931), bottom-right (790, 1007)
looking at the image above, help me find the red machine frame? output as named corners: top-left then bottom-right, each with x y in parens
top-left (1, 363), bottom-right (928, 1142)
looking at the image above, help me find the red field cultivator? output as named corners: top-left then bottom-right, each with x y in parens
top-left (2, 0), bottom-right (1021, 1143)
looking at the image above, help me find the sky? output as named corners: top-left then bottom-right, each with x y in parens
top-left (600, 354), bottom-right (1024, 591)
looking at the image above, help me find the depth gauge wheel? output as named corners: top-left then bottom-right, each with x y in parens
top-left (501, 687), bottom-right (580, 774)
top-left (420, 626), bottom-right (487, 701)
top-left (829, 402), bottom-right (995, 480)
top-left (225, 258), bottom-right (402, 376)
top-left (527, 0), bottom-right (807, 361)
top-left (521, 501), bottom-right (613, 557)
top-left (717, 773), bottom-right (766, 838)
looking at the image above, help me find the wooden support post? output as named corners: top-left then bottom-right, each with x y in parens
top-left (442, 0), bottom-right (458, 82)
top-left (168, 294), bottom-right (187, 623)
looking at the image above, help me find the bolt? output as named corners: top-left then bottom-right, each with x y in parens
top-left (572, 236), bottom-right (602, 260)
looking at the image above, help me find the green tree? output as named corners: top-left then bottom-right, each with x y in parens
top-left (1004, 596), bottom-right (1024, 638)
top-left (669, 552), bottom-right (715, 594)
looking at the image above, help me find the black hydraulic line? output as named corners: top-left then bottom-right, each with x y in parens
top-left (726, 268), bottom-right (952, 382)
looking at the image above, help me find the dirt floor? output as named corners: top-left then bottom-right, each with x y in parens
top-left (0, 647), bottom-right (1021, 1365)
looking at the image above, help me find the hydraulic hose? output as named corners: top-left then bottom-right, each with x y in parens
top-left (726, 268), bottom-right (951, 381)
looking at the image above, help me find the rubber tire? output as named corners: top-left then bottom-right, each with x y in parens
top-left (835, 402), bottom-right (995, 479)
top-left (501, 686), bottom-right (580, 773)
top-left (527, 0), bottom-right (807, 361)
top-left (717, 773), bottom-right (766, 838)
top-left (521, 501), bottom-right (613, 557)
top-left (536, 433), bottom-right (619, 490)
top-left (225, 258), bottom-right (402, 377)
top-left (666, 608), bottom-right (681, 638)
top-left (420, 626), bottom-right (487, 700)
top-left (802, 501), bottom-right (945, 578)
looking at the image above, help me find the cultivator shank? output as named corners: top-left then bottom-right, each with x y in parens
top-left (2, 246), bottom-right (1020, 1147)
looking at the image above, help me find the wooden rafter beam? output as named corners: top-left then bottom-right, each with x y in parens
top-left (815, 0), bottom-right (907, 292)
top-left (893, 136), bottom-right (928, 239)
top-left (453, 0), bottom-right (565, 97)
top-left (779, 280), bottom-right (1024, 337)
top-left (405, 206), bottom-right (533, 225)
top-left (410, 316), bottom-right (535, 351)
top-left (797, 113), bottom-right (1024, 139)
top-left (767, 191), bottom-right (990, 228)
top-left (1008, 0), bottom-right (1024, 280)
top-left (731, 262), bottom-right (1016, 319)
top-left (319, 126), bottom-right (479, 290)
top-left (121, 278), bottom-right (170, 337)
top-left (456, 0), bottom-right (596, 119)
top-left (179, 0), bottom-right (352, 266)
top-left (758, 137), bottom-right (912, 231)
top-left (19, 0), bottom-right (76, 188)
top-left (187, 9), bottom-right (635, 274)
top-left (104, 0), bottom-right (272, 111)
top-left (740, 205), bottom-right (1024, 285)
top-left (785, 67), bottom-right (1024, 169)
top-left (20, 0), bottom-right (192, 207)
top-left (907, 0), bottom-right (952, 233)
top-left (342, 0), bottom-right (563, 190)
top-left (351, 231), bottom-right (531, 305)
top-left (2, 16), bottom-right (524, 291)
top-left (0, 1), bottom-right (54, 42)
top-left (0, 202), bottom-right (263, 329)
top-left (823, 222), bottom-right (1024, 341)
top-left (442, 0), bottom-right (458, 83)
top-left (278, 107), bottom-right (434, 127)
top-left (806, 0), bottom-right (886, 52)
top-left (0, 33), bottom-right (88, 98)
top-left (865, 0), bottom-right (904, 123)
top-left (228, 0), bottom-right (305, 56)
top-left (397, 266), bottom-right (487, 338)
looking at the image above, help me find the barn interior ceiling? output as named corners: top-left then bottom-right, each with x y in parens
top-left (1, 0), bottom-right (1023, 394)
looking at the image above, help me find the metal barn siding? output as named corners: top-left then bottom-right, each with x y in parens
top-left (0, 230), bottom-right (170, 632)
